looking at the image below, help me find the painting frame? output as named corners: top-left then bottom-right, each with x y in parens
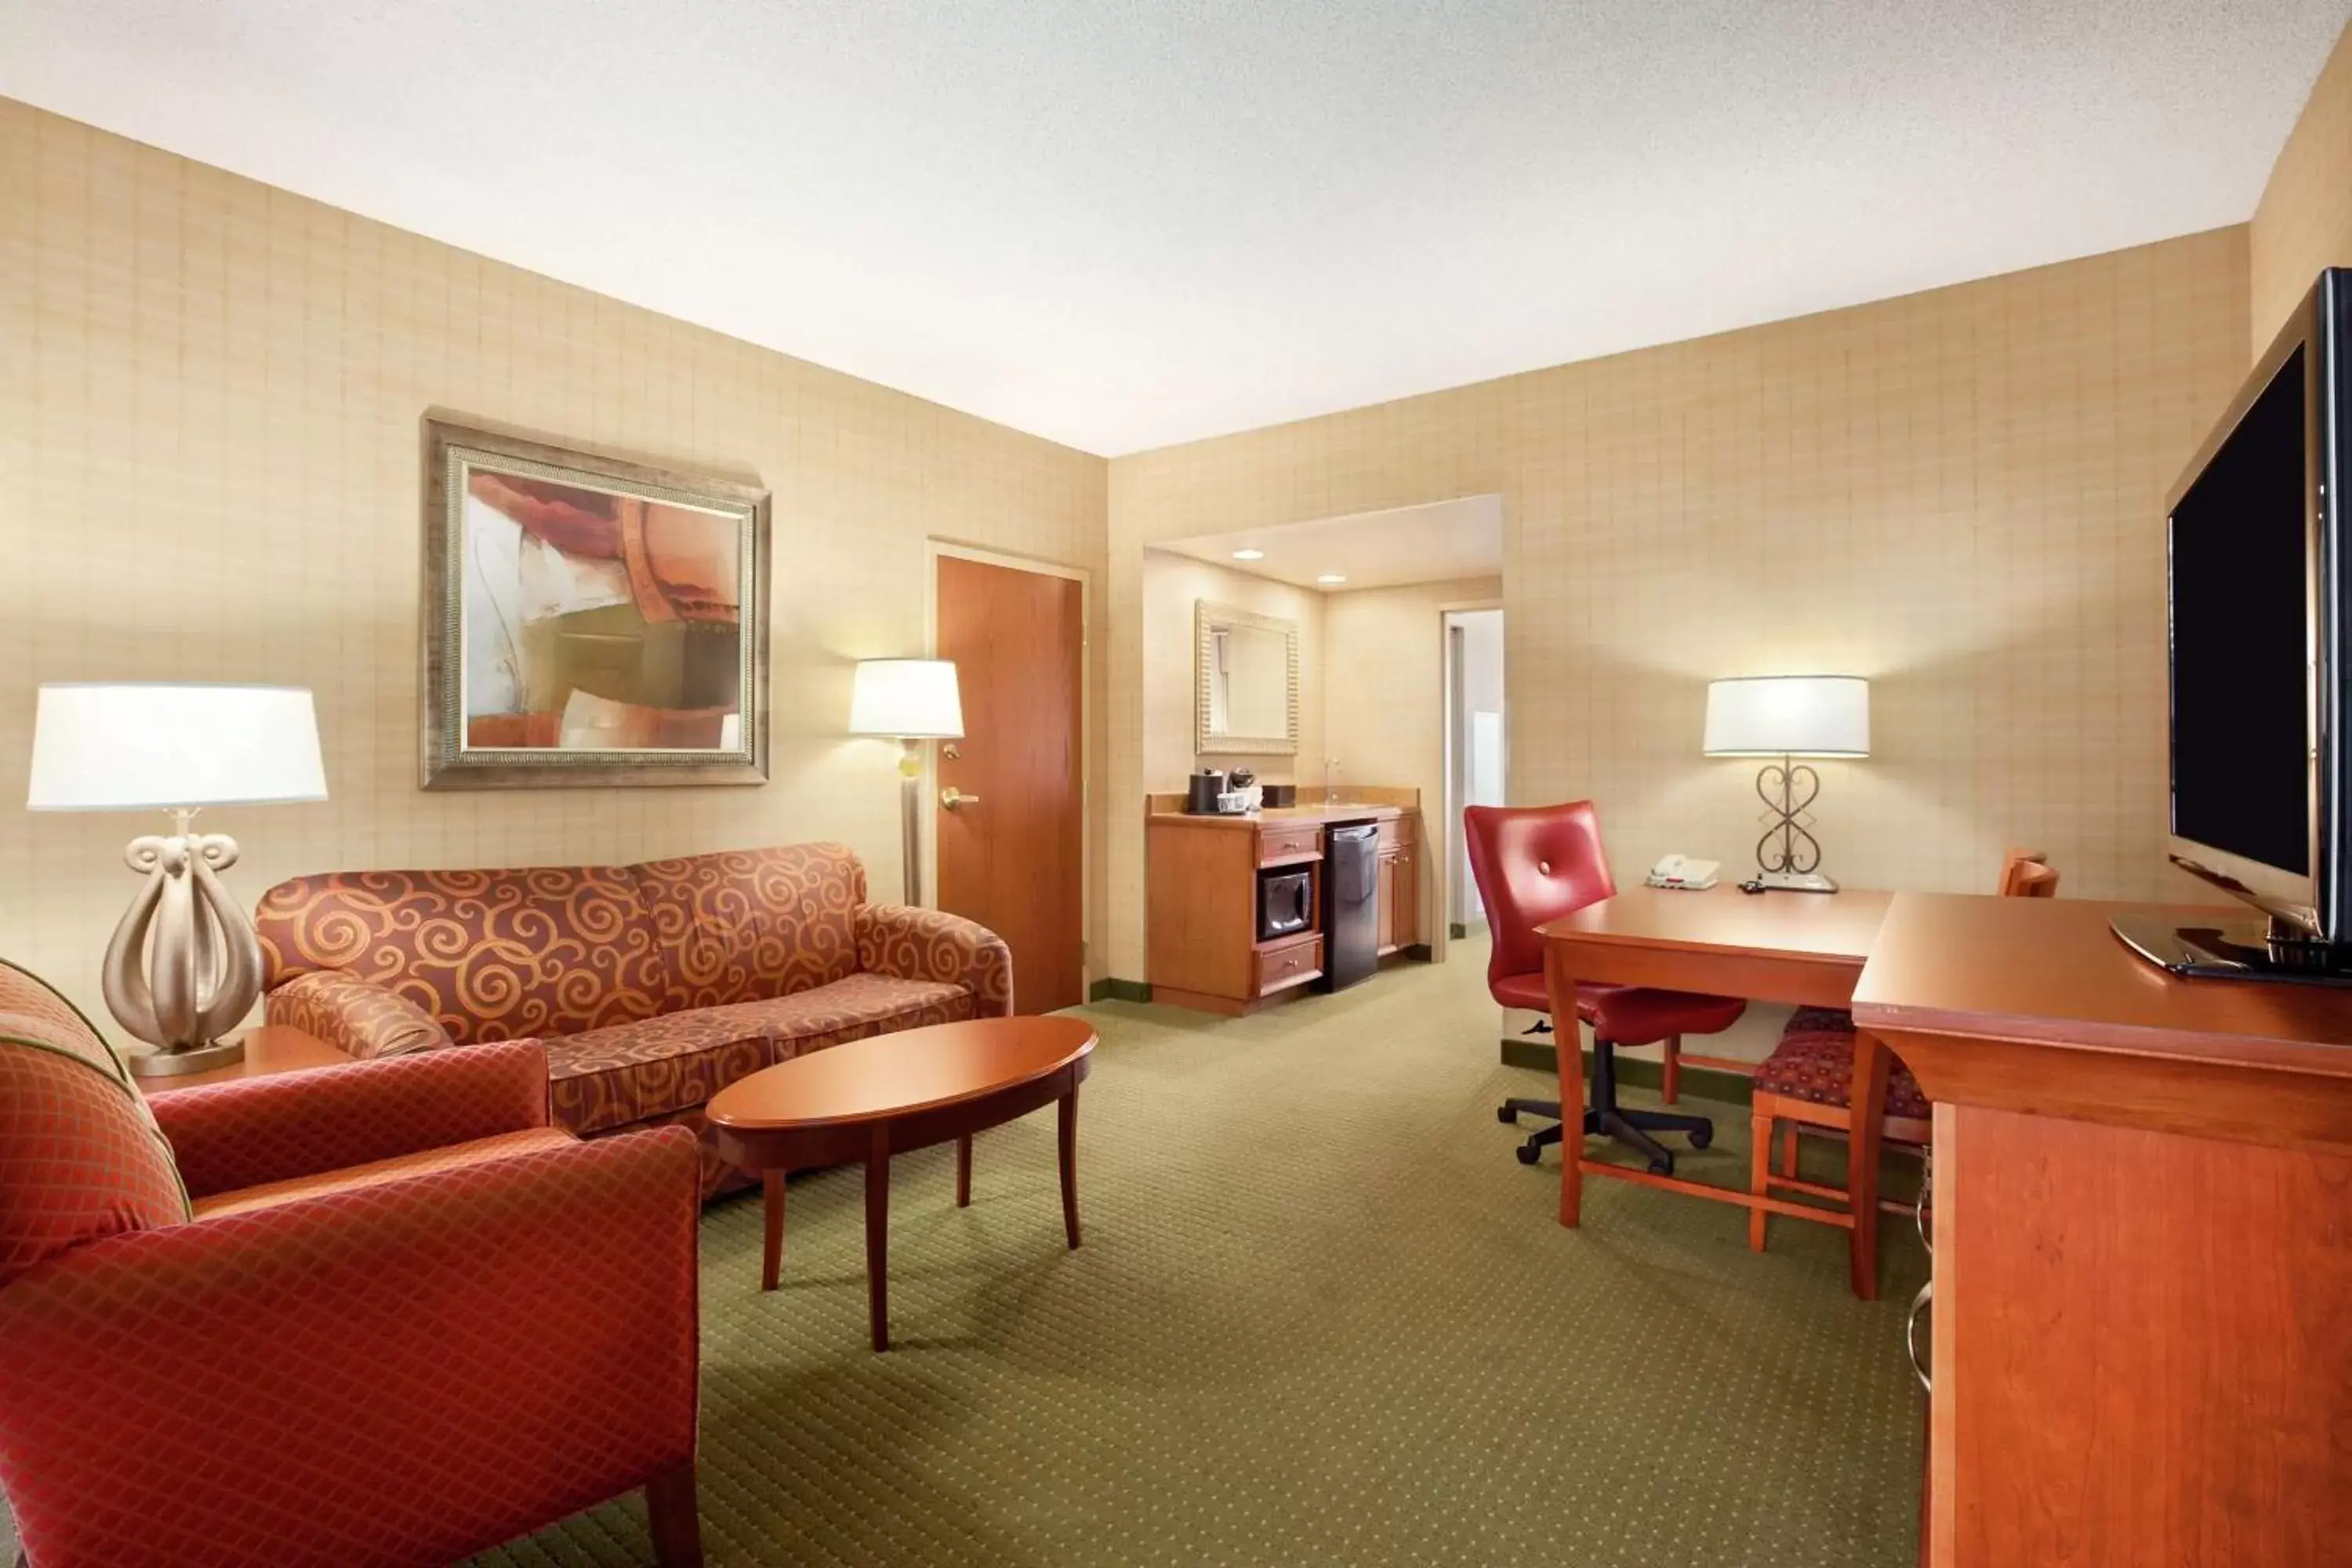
top-left (419, 415), bottom-right (771, 789)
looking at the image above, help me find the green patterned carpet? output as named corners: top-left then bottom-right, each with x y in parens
top-left (474, 942), bottom-right (1926, 1567)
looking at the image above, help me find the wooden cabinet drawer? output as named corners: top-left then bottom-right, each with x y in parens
top-left (1258, 823), bottom-right (1323, 866)
top-left (1254, 934), bottom-right (1323, 996)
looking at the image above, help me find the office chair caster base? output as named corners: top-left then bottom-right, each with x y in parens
top-left (1497, 1105), bottom-right (1517, 1126)
top-left (1515, 1143), bottom-right (1541, 1166)
top-left (1687, 1125), bottom-right (1713, 1151)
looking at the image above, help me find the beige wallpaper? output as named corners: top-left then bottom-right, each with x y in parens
top-left (1141, 550), bottom-right (1327, 792)
top-left (1321, 576), bottom-right (1503, 953)
top-left (0, 99), bottom-right (1111, 1034)
top-left (2250, 16), bottom-right (2352, 356)
top-left (1107, 230), bottom-right (2250, 980)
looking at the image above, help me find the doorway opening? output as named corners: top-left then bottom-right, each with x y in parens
top-left (1443, 608), bottom-right (1505, 938)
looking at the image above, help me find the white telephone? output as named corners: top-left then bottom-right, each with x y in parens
top-left (1646, 855), bottom-right (1720, 891)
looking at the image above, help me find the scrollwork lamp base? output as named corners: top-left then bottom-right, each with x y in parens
top-left (103, 809), bottom-right (263, 1078)
top-left (1752, 755), bottom-right (1840, 893)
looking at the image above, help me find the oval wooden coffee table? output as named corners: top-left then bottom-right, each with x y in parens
top-left (706, 1015), bottom-right (1097, 1352)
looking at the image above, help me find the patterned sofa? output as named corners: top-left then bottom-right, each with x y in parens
top-left (255, 844), bottom-right (1012, 1194)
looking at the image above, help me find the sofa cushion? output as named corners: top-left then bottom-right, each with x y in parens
top-left (189, 1126), bottom-right (576, 1220)
top-left (254, 866), bottom-right (673, 1046)
top-left (0, 964), bottom-right (191, 1287)
top-left (545, 972), bottom-right (974, 1135)
top-left (627, 844), bottom-right (867, 1011)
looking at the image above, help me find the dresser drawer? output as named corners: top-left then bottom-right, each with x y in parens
top-left (1254, 934), bottom-right (1323, 996)
top-left (1376, 815), bottom-right (1417, 851)
top-left (1258, 823), bottom-right (1323, 866)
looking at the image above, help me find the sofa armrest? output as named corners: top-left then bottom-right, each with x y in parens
top-left (0, 1126), bottom-right (699, 1568)
top-left (265, 969), bottom-right (454, 1060)
top-left (857, 903), bottom-right (1014, 1016)
top-left (151, 1039), bottom-right (550, 1200)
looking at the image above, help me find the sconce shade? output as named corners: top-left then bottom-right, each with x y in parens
top-left (849, 659), bottom-right (964, 739)
top-left (1702, 676), bottom-right (1870, 758)
top-left (27, 684), bottom-right (328, 811)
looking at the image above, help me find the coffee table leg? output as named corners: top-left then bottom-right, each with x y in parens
top-left (1058, 1083), bottom-right (1081, 1250)
top-left (761, 1169), bottom-right (786, 1292)
top-left (956, 1134), bottom-right (972, 1207)
top-left (866, 1124), bottom-right (891, 1352)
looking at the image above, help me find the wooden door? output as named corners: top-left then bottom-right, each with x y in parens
top-left (935, 554), bottom-right (1084, 1014)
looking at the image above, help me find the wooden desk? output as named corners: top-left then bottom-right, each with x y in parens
top-left (1853, 894), bottom-right (2352, 1568)
top-left (1538, 885), bottom-right (1894, 1298)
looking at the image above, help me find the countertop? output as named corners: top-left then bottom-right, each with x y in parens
top-left (1146, 802), bottom-right (1410, 829)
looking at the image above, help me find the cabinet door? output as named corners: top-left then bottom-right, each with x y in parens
top-left (1377, 849), bottom-right (1400, 953)
top-left (1392, 849), bottom-right (1417, 949)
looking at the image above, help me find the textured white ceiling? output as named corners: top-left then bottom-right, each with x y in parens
top-left (1157, 498), bottom-right (1504, 593)
top-left (4, 2), bottom-right (2345, 456)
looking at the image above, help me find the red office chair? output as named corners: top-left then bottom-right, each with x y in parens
top-left (1465, 801), bottom-right (1747, 1175)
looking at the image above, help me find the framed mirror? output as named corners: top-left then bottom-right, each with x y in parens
top-left (1196, 601), bottom-right (1300, 756)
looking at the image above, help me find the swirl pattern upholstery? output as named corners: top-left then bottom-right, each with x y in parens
top-left (858, 902), bottom-right (1016, 1017)
top-left (256, 843), bottom-right (1014, 1197)
top-left (0, 960), bottom-right (706, 1568)
top-left (265, 967), bottom-right (456, 1059)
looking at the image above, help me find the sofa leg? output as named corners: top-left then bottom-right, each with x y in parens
top-left (645, 1461), bottom-right (703, 1568)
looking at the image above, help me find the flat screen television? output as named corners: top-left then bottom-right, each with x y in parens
top-left (2115, 267), bottom-right (2352, 982)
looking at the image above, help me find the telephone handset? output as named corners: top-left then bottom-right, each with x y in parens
top-left (1645, 854), bottom-right (1720, 891)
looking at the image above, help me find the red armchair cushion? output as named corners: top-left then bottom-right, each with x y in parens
top-left (253, 866), bottom-right (673, 1045)
top-left (545, 971), bottom-right (970, 1134)
top-left (0, 1019), bottom-right (191, 1287)
top-left (0, 1127), bottom-right (700, 1568)
top-left (627, 843), bottom-right (867, 1010)
top-left (151, 1039), bottom-right (551, 1200)
top-left (193, 1125), bottom-right (575, 1219)
top-left (0, 963), bottom-right (190, 1287)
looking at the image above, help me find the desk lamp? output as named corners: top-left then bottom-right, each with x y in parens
top-left (1703, 675), bottom-right (1869, 892)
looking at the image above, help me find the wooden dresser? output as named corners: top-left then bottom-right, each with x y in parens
top-left (1146, 793), bottom-right (1421, 1015)
top-left (1851, 894), bottom-right (2352, 1568)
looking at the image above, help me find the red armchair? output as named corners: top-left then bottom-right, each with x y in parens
top-left (0, 959), bottom-right (705, 1568)
top-left (1464, 801), bottom-right (1746, 1175)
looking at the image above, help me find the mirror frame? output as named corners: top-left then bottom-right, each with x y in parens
top-left (1195, 600), bottom-right (1301, 757)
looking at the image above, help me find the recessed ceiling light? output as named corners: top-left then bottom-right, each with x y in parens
top-left (1232, 548), bottom-right (1264, 561)
top-left (1316, 573), bottom-right (1347, 585)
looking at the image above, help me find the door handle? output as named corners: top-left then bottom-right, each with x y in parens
top-left (941, 787), bottom-right (981, 811)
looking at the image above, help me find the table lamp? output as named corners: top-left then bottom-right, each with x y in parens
top-left (848, 659), bottom-right (964, 906)
top-left (1702, 675), bottom-right (1869, 892)
top-left (27, 683), bottom-right (328, 1075)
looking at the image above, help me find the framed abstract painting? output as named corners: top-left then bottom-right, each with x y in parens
top-left (420, 417), bottom-right (771, 789)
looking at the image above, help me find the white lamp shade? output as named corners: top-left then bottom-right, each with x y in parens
top-left (1703, 676), bottom-right (1870, 758)
top-left (848, 659), bottom-right (964, 739)
top-left (27, 683), bottom-right (328, 811)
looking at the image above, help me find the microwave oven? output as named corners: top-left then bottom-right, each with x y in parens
top-left (1259, 869), bottom-right (1313, 939)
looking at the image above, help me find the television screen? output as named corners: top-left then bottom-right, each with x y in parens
top-left (2169, 345), bottom-right (2311, 877)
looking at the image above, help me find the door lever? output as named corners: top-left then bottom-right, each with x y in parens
top-left (941, 787), bottom-right (981, 811)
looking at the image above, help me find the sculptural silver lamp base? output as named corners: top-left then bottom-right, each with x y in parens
top-left (106, 808), bottom-right (264, 1080)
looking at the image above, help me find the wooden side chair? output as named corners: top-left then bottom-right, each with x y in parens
top-left (1746, 850), bottom-right (2057, 1251)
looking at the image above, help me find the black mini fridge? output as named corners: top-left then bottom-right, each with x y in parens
top-left (1318, 823), bottom-right (1380, 991)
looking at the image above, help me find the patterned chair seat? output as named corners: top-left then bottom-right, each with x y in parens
top-left (1753, 1006), bottom-right (1933, 1123)
top-left (546, 973), bottom-right (975, 1135)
